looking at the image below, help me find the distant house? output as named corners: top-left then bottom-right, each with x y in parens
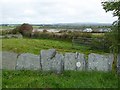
top-left (99, 28), bottom-right (111, 32)
top-left (83, 28), bottom-right (93, 32)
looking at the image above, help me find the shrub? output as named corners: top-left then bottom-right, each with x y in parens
top-left (90, 36), bottom-right (110, 52)
top-left (1, 30), bottom-right (13, 35)
top-left (43, 29), bottom-right (48, 33)
top-left (19, 23), bottom-right (33, 37)
top-left (12, 26), bottom-right (20, 34)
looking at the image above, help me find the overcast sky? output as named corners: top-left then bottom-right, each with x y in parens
top-left (0, 0), bottom-right (118, 24)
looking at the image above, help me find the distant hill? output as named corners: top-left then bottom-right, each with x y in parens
top-left (0, 22), bottom-right (112, 27)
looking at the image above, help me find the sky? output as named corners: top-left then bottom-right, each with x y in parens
top-left (0, 0), bottom-right (118, 24)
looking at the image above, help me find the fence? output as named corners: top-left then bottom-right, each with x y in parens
top-left (72, 37), bottom-right (107, 50)
top-left (1, 49), bottom-right (119, 74)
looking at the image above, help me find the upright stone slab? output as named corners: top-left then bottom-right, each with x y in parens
top-left (117, 54), bottom-right (120, 74)
top-left (16, 53), bottom-right (40, 70)
top-left (64, 52), bottom-right (85, 71)
top-left (77, 53), bottom-right (86, 71)
top-left (2, 51), bottom-right (17, 70)
top-left (88, 53), bottom-right (114, 71)
top-left (41, 49), bottom-right (56, 71)
top-left (64, 53), bottom-right (77, 70)
top-left (51, 53), bottom-right (64, 73)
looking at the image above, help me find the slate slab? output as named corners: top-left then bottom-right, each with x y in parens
top-left (88, 53), bottom-right (114, 71)
top-left (2, 51), bottom-right (18, 70)
top-left (64, 53), bottom-right (77, 70)
top-left (51, 53), bottom-right (64, 74)
top-left (16, 53), bottom-right (40, 70)
top-left (76, 53), bottom-right (86, 71)
top-left (64, 52), bottom-right (85, 71)
top-left (40, 49), bottom-right (56, 71)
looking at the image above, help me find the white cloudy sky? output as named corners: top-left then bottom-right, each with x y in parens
top-left (0, 0), bottom-right (118, 24)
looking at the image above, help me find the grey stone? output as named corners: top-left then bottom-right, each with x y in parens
top-left (40, 49), bottom-right (56, 71)
top-left (64, 53), bottom-right (77, 70)
top-left (51, 53), bottom-right (64, 73)
top-left (88, 53), bottom-right (114, 71)
top-left (76, 53), bottom-right (86, 71)
top-left (1, 34), bottom-right (23, 39)
top-left (64, 52), bottom-right (85, 71)
top-left (12, 34), bottom-right (23, 38)
top-left (2, 51), bottom-right (18, 70)
top-left (0, 35), bottom-right (5, 39)
top-left (117, 54), bottom-right (120, 74)
top-left (16, 53), bottom-right (40, 70)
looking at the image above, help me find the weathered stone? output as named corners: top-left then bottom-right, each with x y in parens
top-left (2, 51), bottom-right (18, 70)
top-left (88, 53), bottom-right (114, 71)
top-left (0, 34), bottom-right (23, 39)
top-left (51, 53), bottom-right (64, 74)
top-left (64, 52), bottom-right (85, 71)
top-left (16, 53), bottom-right (40, 70)
top-left (117, 54), bottom-right (120, 74)
top-left (41, 49), bottom-right (56, 71)
top-left (11, 34), bottom-right (23, 38)
top-left (76, 53), bottom-right (86, 71)
top-left (0, 35), bottom-right (5, 39)
top-left (64, 53), bottom-right (77, 70)
top-left (4, 34), bottom-right (23, 38)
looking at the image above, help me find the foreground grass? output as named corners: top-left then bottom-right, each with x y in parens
top-left (2, 70), bottom-right (118, 88)
top-left (2, 38), bottom-right (105, 55)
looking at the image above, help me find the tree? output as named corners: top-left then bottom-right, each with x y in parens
top-left (102, 0), bottom-right (120, 53)
top-left (102, 0), bottom-right (120, 72)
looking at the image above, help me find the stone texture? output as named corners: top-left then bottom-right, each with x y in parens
top-left (64, 52), bottom-right (85, 71)
top-left (16, 53), bottom-right (40, 70)
top-left (0, 34), bottom-right (23, 39)
top-left (2, 51), bottom-right (18, 70)
top-left (51, 53), bottom-right (64, 73)
top-left (0, 35), bottom-right (5, 39)
top-left (64, 53), bottom-right (77, 70)
top-left (41, 49), bottom-right (56, 71)
top-left (117, 54), bottom-right (120, 74)
top-left (76, 53), bottom-right (86, 71)
top-left (88, 53), bottom-right (114, 71)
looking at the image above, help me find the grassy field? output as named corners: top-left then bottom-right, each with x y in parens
top-left (2, 70), bottom-right (118, 88)
top-left (2, 38), bottom-right (105, 55)
top-left (2, 38), bottom-right (118, 88)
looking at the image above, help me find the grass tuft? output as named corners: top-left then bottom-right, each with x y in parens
top-left (2, 70), bottom-right (118, 88)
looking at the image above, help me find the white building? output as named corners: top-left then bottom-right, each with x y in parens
top-left (83, 28), bottom-right (93, 32)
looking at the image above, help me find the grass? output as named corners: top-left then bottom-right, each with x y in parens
top-left (0, 26), bottom-right (15, 30)
top-left (1, 38), bottom-right (105, 55)
top-left (0, 70), bottom-right (2, 89)
top-left (2, 70), bottom-right (118, 88)
top-left (2, 38), bottom-right (117, 88)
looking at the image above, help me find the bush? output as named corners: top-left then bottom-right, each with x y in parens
top-left (32, 31), bottom-right (54, 39)
top-left (90, 36), bottom-right (110, 52)
top-left (1, 30), bottom-right (13, 35)
top-left (12, 26), bottom-right (20, 34)
top-left (43, 29), bottom-right (48, 33)
top-left (19, 23), bottom-right (33, 37)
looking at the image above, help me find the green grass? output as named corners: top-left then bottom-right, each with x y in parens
top-left (2, 38), bottom-right (105, 55)
top-left (0, 26), bottom-right (15, 30)
top-left (0, 70), bottom-right (2, 89)
top-left (2, 70), bottom-right (118, 88)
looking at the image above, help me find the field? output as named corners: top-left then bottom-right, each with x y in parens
top-left (1, 38), bottom-right (119, 88)
top-left (2, 38), bottom-right (105, 55)
top-left (1, 24), bottom-right (118, 88)
top-left (2, 70), bottom-right (118, 88)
